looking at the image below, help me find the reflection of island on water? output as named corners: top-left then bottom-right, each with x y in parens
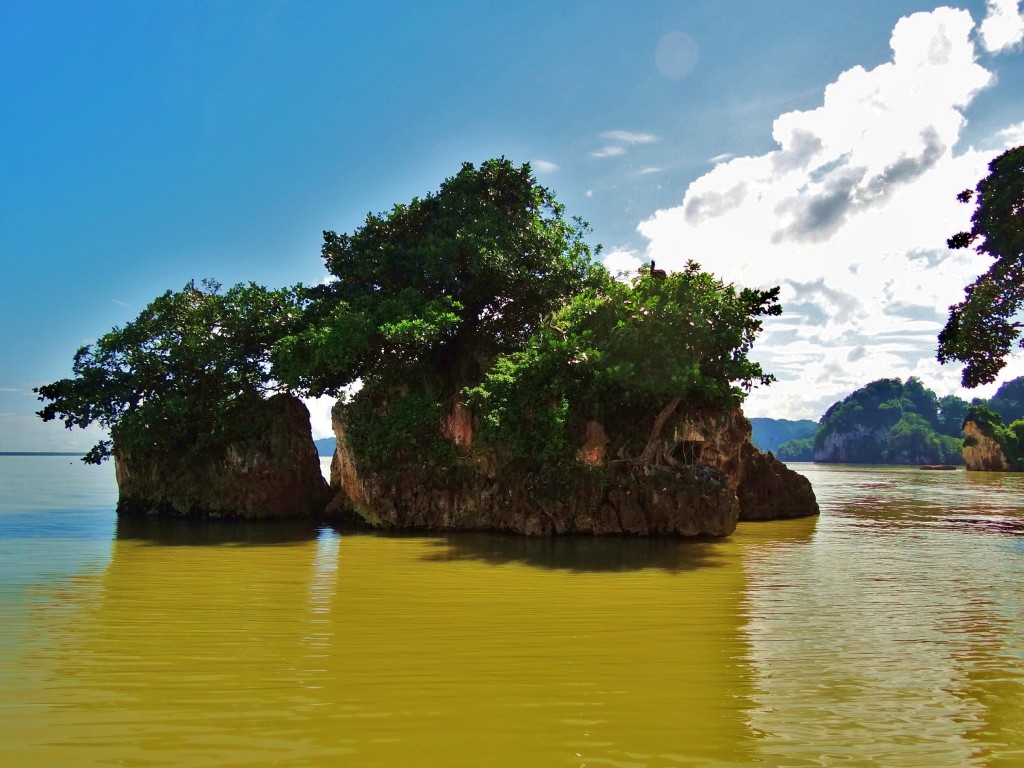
top-left (114, 504), bottom-right (822, 572)
top-left (412, 513), bottom-right (818, 573)
top-left (19, 509), bottom-right (807, 767)
top-left (115, 514), bottom-right (324, 546)
top-left (417, 530), bottom-right (728, 572)
top-left (4, 464), bottom-right (1021, 766)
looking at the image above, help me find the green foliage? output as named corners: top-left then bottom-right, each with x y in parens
top-left (901, 375), bottom-right (941, 429)
top-left (814, 377), bottom-right (964, 464)
top-left (275, 158), bottom-right (597, 398)
top-left (885, 413), bottom-right (961, 464)
top-left (35, 280), bottom-right (304, 463)
top-left (938, 145), bottom-right (1024, 387)
top-left (775, 437), bottom-right (814, 461)
top-left (341, 385), bottom-right (460, 474)
top-left (986, 376), bottom-right (1024, 426)
top-left (36, 157), bottom-right (786, 484)
top-left (936, 394), bottom-right (970, 437)
top-left (466, 334), bottom-right (577, 465)
top-left (467, 261), bottom-right (781, 469)
top-left (814, 378), bottom-right (906, 446)
top-left (277, 158), bottom-right (601, 479)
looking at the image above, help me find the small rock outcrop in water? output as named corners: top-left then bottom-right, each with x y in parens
top-left (116, 394), bottom-right (330, 518)
top-left (735, 442), bottom-right (818, 520)
top-left (327, 402), bottom-right (818, 536)
top-left (962, 417), bottom-right (1014, 471)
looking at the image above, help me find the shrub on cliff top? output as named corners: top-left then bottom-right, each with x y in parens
top-left (964, 404), bottom-right (1024, 468)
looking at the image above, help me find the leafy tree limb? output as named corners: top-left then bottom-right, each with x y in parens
top-left (938, 145), bottom-right (1024, 387)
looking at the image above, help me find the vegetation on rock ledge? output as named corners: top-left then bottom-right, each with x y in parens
top-left (467, 262), bottom-right (780, 471)
top-left (962, 404), bottom-right (1024, 469)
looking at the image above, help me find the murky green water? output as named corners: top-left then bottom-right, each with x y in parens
top-left (0, 457), bottom-right (1021, 766)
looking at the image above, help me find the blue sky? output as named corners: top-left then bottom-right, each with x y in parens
top-left (2, 0), bottom-right (1023, 450)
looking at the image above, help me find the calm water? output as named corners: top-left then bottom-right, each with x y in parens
top-left (0, 457), bottom-right (1021, 767)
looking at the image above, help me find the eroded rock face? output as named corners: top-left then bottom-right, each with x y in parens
top-left (813, 425), bottom-right (887, 463)
top-left (328, 401), bottom-right (818, 536)
top-left (962, 419), bottom-right (1012, 471)
top-left (116, 394), bottom-right (330, 518)
top-left (632, 407), bottom-right (818, 522)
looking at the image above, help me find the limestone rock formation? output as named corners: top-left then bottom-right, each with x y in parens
top-left (327, 402), bottom-right (818, 536)
top-left (116, 394), bottom-right (330, 518)
top-left (813, 425), bottom-right (887, 463)
top-left (962, 418), bottom-right (1013, 471)
top-left (735, 442), bottom-right (818, 520)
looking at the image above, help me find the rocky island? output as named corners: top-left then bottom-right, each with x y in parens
top-left (36, 159), bottom-right (817, 534)
top-left (961, 403), bottom-right (1024, 471)
top-left (807, 377), bottom-right (966, 465)
top-left (769, 375), bottom-right (1024, 471)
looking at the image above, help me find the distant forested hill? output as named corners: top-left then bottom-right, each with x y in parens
top-left (986, 377), bottom-right (1024, 426)
top-left (314, 437), bottom-right (336, 456)
top-left (808, 377), bottom-right (966, 464)
top-left (749, 418), bottom-right (818, 453)
top-left (771, 375), bottom-right (1024, 465)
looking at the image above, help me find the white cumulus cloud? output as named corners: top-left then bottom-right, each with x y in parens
top-left (980, 0), bottom-right (1024, 52)
top-left (302, 395), bottom-right (336, 440)
top-left (636, 6), bottom-right (1019, 419)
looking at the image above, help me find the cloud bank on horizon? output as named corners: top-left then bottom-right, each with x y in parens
top-left (611, 3), bottom-right (1024, 420)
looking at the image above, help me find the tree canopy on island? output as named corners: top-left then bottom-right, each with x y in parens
top-left (271, 158), bottom-right (597, 398)
top-left (938, 145), bottom-right (1024, 387)
top-left (35, 281), bottom-right (305, 463)
top-left (37, 158), bottom-right (782, 472)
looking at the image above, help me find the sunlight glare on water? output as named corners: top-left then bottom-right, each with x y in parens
top-left (0, 457), bottom-right (1021, 767)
